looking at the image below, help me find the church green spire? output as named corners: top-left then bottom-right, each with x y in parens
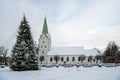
top-left (42, 17), bottom-right (48, 35)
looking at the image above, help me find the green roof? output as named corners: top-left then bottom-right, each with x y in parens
top-left (42, 17), bottom-right (48, 35)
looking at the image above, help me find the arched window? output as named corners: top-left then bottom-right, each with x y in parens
top-left (78, 57), bottom-right (81, 61)
top-left (43, 41), bottom-right (45, 43)
top-left (50, 57), bottom-right (53, 62)
top-left (67, 57), bottom-right (69, 61)
top-left (42, 51), bottom-right (44, 53)
top-left (61, 57), bottom-right (64, 61)
top-left (72, 57), bottom-right (75, 61)
top-left (39, 56), bottom-right (44, 64)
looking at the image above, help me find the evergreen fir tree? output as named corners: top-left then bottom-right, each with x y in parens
top-left (10, 15), bottom-right (38, 71)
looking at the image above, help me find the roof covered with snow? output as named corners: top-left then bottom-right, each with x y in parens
top-left (48, 47), bottom-right (99, 56)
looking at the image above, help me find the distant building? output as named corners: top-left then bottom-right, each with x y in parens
top-left (0, 56), bottom-right (10, 65)
top-left (38, 17), bottom-right (99, 65)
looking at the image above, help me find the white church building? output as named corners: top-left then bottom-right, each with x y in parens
top-left (38, 17), bottom-right (100, 65)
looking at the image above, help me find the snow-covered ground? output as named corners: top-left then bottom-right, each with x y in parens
top-left (0, 66), bottom-right (120, 80)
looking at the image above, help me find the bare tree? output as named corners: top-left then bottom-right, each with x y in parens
top-left (88, 56), bottom-right (93, 63)
top-left (114, 51), bottom-right (120, 63)
top-left (81, 55), bottom-right (86, 63)
top-left (0, 46), bottom-right (8, 65)
top-left (95, 55), bottom-right (100, 63)
top-left (103, 41), bottom-right (119, 63)
top-left (54, 55), bottom-right (60, 64)
top-left (99, 55), bottom-right (103, 63)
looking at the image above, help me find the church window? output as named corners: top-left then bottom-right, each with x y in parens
top-left (93, 59), bottom-right (95, 62)
top-left (39, 56), bottom-right (44, 63)
top-left (72, 57), bottom-right (75, 61)
top-left (61, 57), bottom-right (64, 61)
top-left (78, 57), bottom-right (81, 61)
top-left (45, 46), bottom-right (47, 48)
top-left (67, 57), bottom-right (69, 61)
top-left (43, 41), bottom-right (45, 43)
top-left (41, 46), bottom-right (43, 48)
top-left (50, 57), bottom-right (53, 62)
top-left (42, 51), bottom-right (44, 53)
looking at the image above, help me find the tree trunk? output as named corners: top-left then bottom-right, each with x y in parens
top-left (4, 57), bottom-right (7, 65)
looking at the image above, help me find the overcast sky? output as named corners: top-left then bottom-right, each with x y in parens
top-left (0, 0), bottom-right (120, 51)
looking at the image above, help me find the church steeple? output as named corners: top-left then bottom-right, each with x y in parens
top-left (42, 17), bottom-right (48, 35)
top-left (38, 16), bottom-right (51, 65)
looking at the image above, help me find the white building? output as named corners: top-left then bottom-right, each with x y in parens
top-left (38, 17), bottom-right (100, 65)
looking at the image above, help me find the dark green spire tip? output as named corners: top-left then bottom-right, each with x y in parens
top-left (42, 17), bottom-right (48, 35)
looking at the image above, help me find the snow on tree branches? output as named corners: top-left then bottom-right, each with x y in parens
top-left (10, 15), bottom-right (38, 71)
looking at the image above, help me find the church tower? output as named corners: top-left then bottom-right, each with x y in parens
top-left (38, 17), bottom-right (51, 65)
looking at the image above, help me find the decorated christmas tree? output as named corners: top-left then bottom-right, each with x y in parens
top-left (10, 15), bottom-right (38, 71)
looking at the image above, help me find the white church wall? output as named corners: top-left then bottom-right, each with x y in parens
top-left (38, 34), bottom-right (51, 65)
top-left (47, 55), bottom-right (96, 65)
